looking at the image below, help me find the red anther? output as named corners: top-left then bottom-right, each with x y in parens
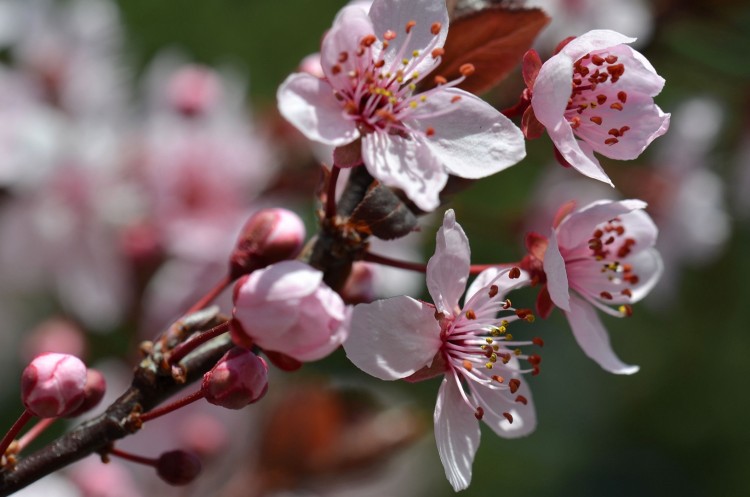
top-left (620, 304), bottom-right (634, 317)
top-left (459, 63), bottom-right (475, 76)
top-left (492, 375), bottom-right (505, 383)
top-left (621, 288), bottom-right (633, 298)
top-left (431, 47), bottom-right (445, 58)
top-left (488, 285), bottom-right (499, 298)
top-left (527, 354), bottom-right (542, 366)
top-left (617, 91), bottom-right (628, 103)
top-left (608, 128), bottom-right (621, 137)
top-left (451, 95), bottom-right (462, 103)
top-left (434, 75), bottom-right (447, 85)
top-left (516, 395), bottom-right (528, 405)
top-left (405, 20), bottom-right (416, 34)
top-left (532, 366), bottom-right (541, 376)
top-left (502, 412), bottom-right (514, 423)
top-left (500, 353), bottom-right (511, 364)
top-left (338, 52), bottom-right (349, 63)
top-left (596, 94), bottom-right (607, 105)
top-left (515, 308), bottom-right (532, 319)
top-left (570, 116), bottom-right (581, 129)
top-left (626, 274), bottom-right (640, 285)
top-left (425, 127), bottom-right (435, 137)
top-left (431, 22), bottom-right (442, 35)
top-left (607, 63), bottom-right (625, 82)
top-left (600, 291), bottom-right (613, 300)
top-left (605, 55), bottom-right (618, 64)
top-left (344, 101), bottom-right (358, 114)
top-left (615, 225), bottom-right (626, 235)
top-left (605, 137), bottom-right (619, 145)
top-left (532, 337), bottom-right (545, 347)
top-left (465, 309), bottom-right (477, 320)
top-left (590, 116), bottom-right (603, 125)
top-left (503, 299), bottom-right (512, 310)
top-left (593, 229), bottom-right (604, 238)
top-left (331, 64), bottom-right (342, 75)
top-left (622, 263), bottom-right (633, 272)
top-left (463, 359), bottom-right (473, 371)
top-left (591, 54), bottom-right (605, 66)
top-left (508, 378), bottom-right (521, 394)
top-left (384, 30), bottom-right (397, 40)
top-left (605, 237), bottom-right (615, 245)
top-left (475, 406), bottom-right (485, 420)
top-left (619, 126), bottom-right (631, 135)
top-left (360, 34), bottom-right (377, 48)
top-left (509, 267), bottom-right (522, 279)
top-left (573, 77), bottom-right (582, 86)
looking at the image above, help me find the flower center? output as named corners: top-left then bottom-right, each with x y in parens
top-left (565, 50), bottom-right (632, 147)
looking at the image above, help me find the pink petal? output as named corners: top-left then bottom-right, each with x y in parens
top-left (558, 29), bottom-right (636, 62)
top-left (623, 248), bottom-right (663, 303)
top-left (277, 73), bottom-right (359, 146)
top-left (252, 260), bottom-right (322, 301)
top-left (556, 199), bottom-right (647, 251)
top-left (369, 0), bottom-right (448, 77)
top-left (426, 209), bottom-right (470, 314)
top-left (321, 5), bottom-right (376, 87)
top-left (565, 294), bottom-right (639, 374)
top-left (470, 369), bottom-right (536, 438)
top-left (434, 376), bottom-right (480, 492)
top-left (343, 296), bottom-right (441, 380)
top-left (543, 229), bottom-right (571, 311)
top-left (464, 267), bottom-right (530, 307)
top-left (410, 88), bottom-right (526, 179)
top-left (548, 125), bottom-right (613, 185)
top-left (361, 131), bottom-right (447, 211)
top-left (531, 54), bottom-right (576, 130)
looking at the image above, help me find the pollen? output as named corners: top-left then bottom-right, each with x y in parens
top-left (459, 63), bottom-right (475, 76)
top-left (405, 20), bottom-right (416, 34)
top-left (509, 267), bottom-right (521, 279)
top-left (384, 30), bottom-right (397, 41)
top-left (465, 309), bottom-right (477, 320)
top-left (508, 378), bottom-right (521, 394)
top-left (502, 412), bottom-right (514, 423)
top-left (485, 362), bottom-right (494, 369)
top-left (431, 48), bottom-right (445, 58)
top-left (463, 360), bottom-right (473, 371)
top-left (431, 22), bottom-right (442, 35)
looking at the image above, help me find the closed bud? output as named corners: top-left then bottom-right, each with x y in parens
top-left (21, 353), bottom-right (87, 418)
top-left (156, 450), bottom-right (202, 486)
top-left (65, 368), bottom-right (107, 417)
top-left (229, 208), bottom-right (306, 279)
top-left (202, 348), bottom-right (269, 409)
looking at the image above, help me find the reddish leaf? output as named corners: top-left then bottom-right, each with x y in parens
top-left (522, 105), bottom-right (545, 139)
top-left (426, 7), bottom-right (550, 95)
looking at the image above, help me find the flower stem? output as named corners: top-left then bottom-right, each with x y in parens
top-left (139, 389), bottom-right (205, 423)
top-left (0, 410), bottom-right (33, 461)
top-left (15, 418), bottom-right (55, 453)
top-left (168, 321), bottom-right (231, 365)
top-left (363, 252), bottom-right (427, 273)
top-left (325, 165), bottom-right (341, 219)
top-left (108, 446), bottom-right (158, 466)
top-left (185, 274), bottom-right (233, 315)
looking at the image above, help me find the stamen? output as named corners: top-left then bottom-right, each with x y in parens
top-left (431, 22), bottom-right (442, 35)
top-left (431, 48), bottom-right (445, 58)
top-left (509, 267), bottom-right (521, 279)
top-left (532, 337), bottom-right (544, 347)
top-left (502, 412), bottom-right (514, 423)
top-left (488, 285), bottom-right (498, 298)
top-left (508, 378), bottom-right (521, 394)
top-left (459, 64), bottom-right (475, 76)
top-left (383, 30), bottom-right (397, 41)
top-left (405, 20), bottom-right (416, 34)
top-left (516, 395), bottom-right (528, 405)
top-left (475, 406), bottom-right (484, 420)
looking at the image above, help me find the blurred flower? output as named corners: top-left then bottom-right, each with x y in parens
top-left (277, 0), bottom-right (525, 211)
top-left (345, 210), bottom-right (536, 491)
top-left (528, 29), bottom-right (670, 185)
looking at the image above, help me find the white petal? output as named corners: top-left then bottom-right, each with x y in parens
top-left (321, 5), bottom-right (376, 87)
top-left (277, 73), bottom-right (359, 146)
top-left (426, 209), bottom-right (470, 314)
top-left (625, 248), bottom-right (663, 303)
top-left (369, 0), bottom-right (448, 76)
top-left (361, 131), bottom-right (447, 211)
top-left (343, 296), bottom-right (441, 380)
top-left (470, 373), bottom-right (536, 439)
top-left (543, 230), bottom-right (571, 311)
top-left (434, 376), bottom-right (480, 492)
top-left (253, 260), bottom-right (322, 301)
top-left (548, 124), bottom-right (613, 185)
top-left (565, 294), bottom-right (639, 374)
top-left (557, 199), bottom-right (647, 251)
top-left (412, 88), bottom-right (526, 179)
top-left (558, 29), bottom-right (637, 62)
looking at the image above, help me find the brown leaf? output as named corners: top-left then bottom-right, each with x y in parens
top-left (428, 7), bottom-right (550, 95)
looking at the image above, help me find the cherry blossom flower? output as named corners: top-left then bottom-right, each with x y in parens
top-left (277, 0), bottom-right (525, 211)
top-left (344, 210), bottom-right (537, 491)
top-left (528, 29), bottom-right (670, 185)
top-left (525, 199), bottom-right (662, 374)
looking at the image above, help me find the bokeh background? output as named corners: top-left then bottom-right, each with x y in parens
top-left (1, 0), bottom-right (749, 496)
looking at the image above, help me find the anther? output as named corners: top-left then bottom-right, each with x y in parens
top-left (502, 412), bottom-right (514, 423)
top-left (596, 94), bottom-right (607, 105)
top-left (619, 304), bottom-right (633, 317)
top-left (463, 360), bottom-right (473, 371)
top-left (600, 291), bottom-right (613, 300)
top-left (509, 267), bottom-right (521, 279)
top-left (590, 116), bottom-right (603, 125)
top-left (459, 63), bottom-right (475, 76)
top-left (492, 375), bottom-right (504, 383)
top-left (515, 395), bottom-right (528, 405)
top-left (434, 75), bottom-right (447, 85)
top-left (431, 22), bottom-right (442, 35)
top-left (451, 95), bottom-right (462, 103)
top-left (338, 52), bottom-right (349, 63)
top-left (383, 30), bottom-right (397, 41)
top-left (605, 55), bottom-right (618, 64)
top-left (508, 378), bottom-right (521, 394)
top-left (475, 406), bottom-right (484, 420)
top-left (605, 137), bottom-right (619, 145)
top-left (485, 362), bottom-right (494, 369)
top-left (405, 20), bottom-right (416, 34)
top-left (488, 285), bottom-right (498, 298)
top-left (515, 308), bottom-right (532, 319)
top-left (465, 309), bottom-right (477, 320)
top-left (621, 288), bottom-right (633, 298)
top-left (532, 337), bottom-right (545, 347)
top-left (431, 48), bottom-right (445, 58)
top-left (617, 91), bottom-right (628, 103)
top-left (425, 127), bottom-right (435, 137)
top-left (527, 354), bottom-right (541, 366)
top-left (331, 65), bottom-right (342, 75)
top-left (503, 299), bottom-right (511, 309)
top-left (610, 102), bottom-right (623, 111)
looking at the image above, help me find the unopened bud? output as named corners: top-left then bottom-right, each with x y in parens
top-left (65, 368), bottom-right (107, 417)
top-left (21, 353), bottom-right (87, 418)
top-left (229, 208), bottom-right (306, 279)
top-left (202, 348), bottom-right (269, 409)
top-left (156, 450), bottom-right (202, 486)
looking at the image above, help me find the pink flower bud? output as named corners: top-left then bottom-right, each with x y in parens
top-left (202, 348), bottom-right (268, 409)
top-left (156, 450), bottom-right (202, 486)
top-left (65, 368), bottom-right (107, 417)
top-left (229, 208), bottom-right (306, 279)
top-left (232, 260), bottom-right (350, 362)
top-left (167, 65), bottom-right (221, 116)
top-left (21, 353), bottom-right (87, 418)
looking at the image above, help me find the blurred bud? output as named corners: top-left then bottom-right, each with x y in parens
top-left (232, 260), bottom-right (350, 362)
top-left (22, 318), bottom-right (87, 362)
top-left (299, 53), bottom-right (324, 78)
top-left (340, 262), bottom-right (376, 304)
top-left (65, 368), bottom-right (107, 417)
top-left (202, 348), bottom-right (269, 409)
top-left (21, 353), bottom-right (87, 418)
top-left (167, 65), bottom-right (221, 116)
top-left (156, 450), bottom-right (202, 486)
top-left (229, 208), bottom-right (306, 279)
top-left (178, 412), bottom-right (229, 457)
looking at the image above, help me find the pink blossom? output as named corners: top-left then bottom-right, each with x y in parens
top-left (21, 353), bottom-right (88, 418)
top-left (344, 210), bottom-right (537, 491)
top-left (539, 199), bottom-right (662, 374)
top-left (529, 30), bottom-right (670, 185)
top-left (277, 0), bottom-right (525, 211)
top-left (232, 261), bottom-right (351, 362)
top-left (203, 348), bottom-right (269, 409)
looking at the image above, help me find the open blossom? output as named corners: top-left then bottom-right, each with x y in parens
top-left (344, 210), bottom-right (538, 491)
top-left (277, 0), bottom-right (525, 211)
top-left (528, 30), bottom-right (670, 185)
top-left (523, 199), bottom-right (662, 374)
